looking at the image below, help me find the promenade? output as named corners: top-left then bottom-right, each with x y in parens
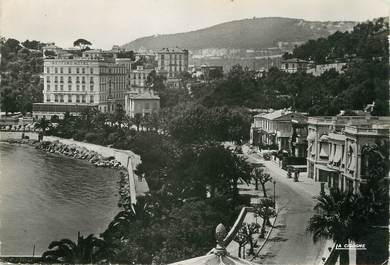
top-left (240, 145), bottom-right (332, 265)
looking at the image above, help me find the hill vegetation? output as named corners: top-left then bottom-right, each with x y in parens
top-left (122, 17), bottom-right (357, 50)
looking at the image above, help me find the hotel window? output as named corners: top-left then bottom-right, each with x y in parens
top-left (82, 68), bottom-right (85, 74)
top-left (68, 95), bottom-right (72, 103)
top-left (68, 67), bottom-right (71, 74)
top-left (60, 95), bottom-right (64, 102)
top-left (55, 85), bottom-right (58, 91)
top-left (90, 68), bottom-right (93, 74)
top-left (90, 85), bottom-right (94, 92)
top-left (90, 95), bottom-right (94, 103)
top-left (46, 95), bottom-right (50, 102)
top-left (76, 76), bottom-right (80, 83)
top-left (54, 76), bottom-right (58, 83)
top-left (60, 76), bottom-right (64, 83)
top-left (47, 84), bottom-right (50, 90)
top-left (68, 76), bottom-right (72, 83)
top-left (68, 85), bottom-right (72, 91)
top-left (54, 95), bottom-right (58, 102)
top-left (76, 95), bottom-right (80, 103)
top-left (46, 76), bottom-right (50, 83)
top-left (82, 95), bottom-right (86, 103)
top-left (76, 85), bottom-right (80, 91)
top-left (76, 68), bottom-right (79, 74)
top-left (90, 77), bottom-right (94, 83)
top-left (60, 85), bottom-right (64, 91)
top-left (46, 67), bottom-right (50, 73)
top-left (82, 76), bottom-right (85, 83)
top-left (60, 67), bottom-right (63, 74)
top-left (82, 85), bottom-right (85, 91)
top-left (55, 67), bottom-right (58, 73)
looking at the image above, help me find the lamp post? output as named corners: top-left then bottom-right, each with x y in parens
top-left (273, 180), bottom-right (276, 208)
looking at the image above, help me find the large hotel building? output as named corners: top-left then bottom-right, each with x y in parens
top-left (33, 53), bottom-right (130, 119)
top-left (33, 47), bottom-right (190, 119)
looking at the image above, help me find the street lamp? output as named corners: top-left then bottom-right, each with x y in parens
top-left (273, 180), bottom-right (276, 207)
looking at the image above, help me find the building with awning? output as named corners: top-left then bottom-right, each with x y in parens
top-left (250, 109), bottom-right (307, 153)
top-left (306, 115), bottom-right (389, 194)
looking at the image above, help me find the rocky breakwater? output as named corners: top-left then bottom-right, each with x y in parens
top-left (35, 140), bottom-right (126, 170)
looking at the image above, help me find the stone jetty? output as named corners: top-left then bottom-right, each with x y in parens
top-left (35, 140), bottom-right (126, 169)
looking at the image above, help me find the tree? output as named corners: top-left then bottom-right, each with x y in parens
top-left (234, 222), bottom-right (260, 257)
top-left (42, 232), bottom-right (113, 264)
top-left (251, 167), bottom-right (272, 197)
top-left (255, 198), bottom-right (276, 238)
top-left (196, 144), bottom-right (251, 198)
top-left (73, 39), bottom-right (92, 50)
top-left (356, 143), bottom-right (389, 265)
top-left (34, 117), bottom-right (51, 135)
top-left (111, 104), bottom-right (126, 127)
top-left (132, 113), bottom-right (142, 132)
top-left (307, 188), bottom-right (360, 265)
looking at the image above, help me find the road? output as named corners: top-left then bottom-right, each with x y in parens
top-left (243, 148), bottom-right (328, 265)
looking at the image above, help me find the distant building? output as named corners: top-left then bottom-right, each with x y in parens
top-left (280, 58), bottom-right (347, 76)
top-left (124, 90), bottom-right (160, 118)
top-left (129, 65), bottom-right (153, 90)
top-left (306, 62), bottom-right (347, 76)
top-left (157, 47), bottom-right (189, 88)
top-left (306, 116), bottom-right (389, 194)
top-left (190, 65), bottom-right (224, 81)
top-left (280, 58), bottom-right (313, 73)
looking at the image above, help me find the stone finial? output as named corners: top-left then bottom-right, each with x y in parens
top-left (214, 223), bottom-right (227, 256)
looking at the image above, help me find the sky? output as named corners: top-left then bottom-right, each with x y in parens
top-left (1, 0), bottom-right (389, 49)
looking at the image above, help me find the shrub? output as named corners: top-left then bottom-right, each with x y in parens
top-left (84, 132), bottom-right (100, 143)
top-left (72, 130), bottom-right (87, 141)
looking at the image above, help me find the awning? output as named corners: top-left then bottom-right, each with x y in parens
top-left (319, 143), bottom-right (329, 158)
top-left (317, 164), bottom-right (338, 172)
top-left (333, 145), bottom-right (342, 163)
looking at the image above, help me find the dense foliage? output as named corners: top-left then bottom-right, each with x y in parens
top-left (41, 105), bottom-right (253, 264)
top-left (191, 18), bottom-right (389, 115)
top-left (0, 38), bottom-right (44, 114)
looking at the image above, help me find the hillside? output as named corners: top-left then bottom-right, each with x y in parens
top-left (122, 17), bottom-right (357, 51)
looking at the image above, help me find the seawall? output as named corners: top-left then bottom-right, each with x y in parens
top-left (43, 136), bottom-right (149, 204)
top-left (0, 131), bottom-right (39, 141)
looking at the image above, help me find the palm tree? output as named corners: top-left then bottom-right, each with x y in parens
top-left (255, 198), bottom-right (276, 238)
top-left (34, 117), bottom-right (51, 136)
top-left (42, 232), bottom-right (114, 264)
top-left (307, 188), bottom-right (360, 265)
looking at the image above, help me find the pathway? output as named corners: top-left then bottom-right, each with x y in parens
top-left (241, 146), bottom-right (331, 265)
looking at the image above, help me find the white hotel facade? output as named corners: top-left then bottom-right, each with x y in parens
top-left (33, 57), bottom-right (129, 119)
